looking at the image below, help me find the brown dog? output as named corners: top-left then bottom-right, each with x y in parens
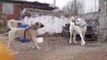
top-left (7, 19), bottom-right (44, 49)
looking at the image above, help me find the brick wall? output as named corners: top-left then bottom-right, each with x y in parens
top-left (0, 2), bottom-right (20, 20)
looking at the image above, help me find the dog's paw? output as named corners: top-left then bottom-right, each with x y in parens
top-left (69, 41), bottom-right (72, 44)
top-left (81, 42), bottom-right (86, 45)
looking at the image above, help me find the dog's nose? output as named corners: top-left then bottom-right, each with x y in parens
top-left (41, 25), bottom-right (44, 27)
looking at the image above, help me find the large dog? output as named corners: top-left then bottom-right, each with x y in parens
top-left (69, 17), bottom-right (87, 45)
top-left (7, 19), bottom-right (44, 49)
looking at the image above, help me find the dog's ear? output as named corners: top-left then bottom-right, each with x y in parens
top-left (34, 22), bottom-right (40, 27)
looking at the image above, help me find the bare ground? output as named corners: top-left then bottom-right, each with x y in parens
top-left (0, 34), bottom-right (107, 60)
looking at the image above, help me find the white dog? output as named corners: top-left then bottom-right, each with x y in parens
top-left (7, 19), bottom-right (44, 49)
top-left (69, 17), bottom-right (87, 45)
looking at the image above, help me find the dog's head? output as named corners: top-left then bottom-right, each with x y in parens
top-left (75, 18), bottom-right (87, 27)
top-left (31, 22), bottom-right (44, 30)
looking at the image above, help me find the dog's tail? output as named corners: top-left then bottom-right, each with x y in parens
top-left (70, 17), bottom-right (74, 22)
top-left (8, 19), bottom-right (17, 29)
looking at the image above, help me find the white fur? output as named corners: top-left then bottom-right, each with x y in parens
top-left (69, 17), bottom-right (87, 45)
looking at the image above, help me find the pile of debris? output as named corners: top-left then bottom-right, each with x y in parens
top-left (0, 12), bottom-right (7, 33)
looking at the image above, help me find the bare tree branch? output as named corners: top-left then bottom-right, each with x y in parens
top-left (63, 0), bottom-right (84, 15)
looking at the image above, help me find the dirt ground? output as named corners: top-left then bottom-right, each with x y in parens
top-left (0, 34), bottom-right (107, 60)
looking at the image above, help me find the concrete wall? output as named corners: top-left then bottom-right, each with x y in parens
top-left (23, 15), bottom-right (69, 35)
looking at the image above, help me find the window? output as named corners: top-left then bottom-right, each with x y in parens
top-left (2, 3), bottom-right (13, 14)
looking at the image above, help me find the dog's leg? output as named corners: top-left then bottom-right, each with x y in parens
top-left (79, 33), bottom-right (86, 45)
top-left (83, 28), bottom-right (87, 39)
top-left (32, 38), bottom-right (40, 49)
top-left (28, 30), bottom-right (41, 49)
top-left (7, 30), bottom-right (16, 48)
top-left (69, 29), bottom-right (73, 43)
top-left (82, 32), bottom-right (86, 39)
top-left (73, 33), bottom-right (78, 44)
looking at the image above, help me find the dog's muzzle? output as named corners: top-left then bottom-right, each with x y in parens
top-left (40, 25), bottom-right (44, 28)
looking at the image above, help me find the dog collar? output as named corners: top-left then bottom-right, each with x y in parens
top-left (29, 26), bottom-right (38, 30)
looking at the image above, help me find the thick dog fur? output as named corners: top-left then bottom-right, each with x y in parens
top-left (7, 19), bottom-right (44, 49)
top-left (69, 17), bottom-right (87, 45)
